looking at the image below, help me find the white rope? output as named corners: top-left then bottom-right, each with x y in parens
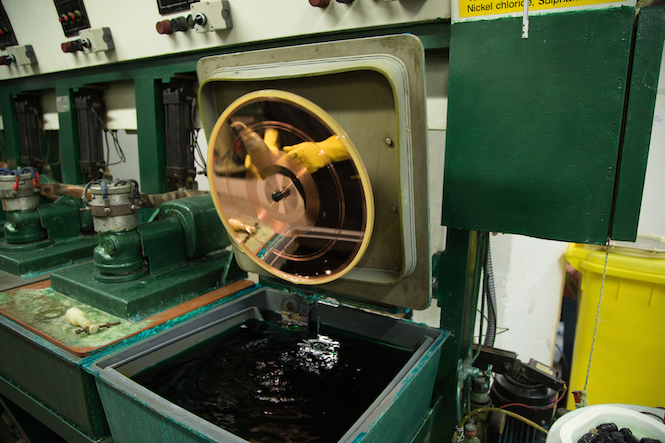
top-left (581, 237), bottom-right (611, 404)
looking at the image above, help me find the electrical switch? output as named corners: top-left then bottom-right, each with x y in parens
top-left (187, 13), bottom-right (207, 28)
top-left (2, 45), bottom-right (37, 66)
top-left (156, 19), bottom-right (174, 34)
top-left (309, 0), bottom-right (330, 7)
top-left (62, 28), bottom-right (114, 54)
top-left (54, 0), bottom-right (90, 37)
top-left (189, 0), bottom-right (232, 32)
top-left (0, 54), bottom-right (14, 65)
top-left (170, 16), bottom-right (189, 32)
top-left (61, 38), bottom-right (89, 53)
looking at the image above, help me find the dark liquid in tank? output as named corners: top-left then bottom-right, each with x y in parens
top-left (132, 316), bottom-right (413, 443)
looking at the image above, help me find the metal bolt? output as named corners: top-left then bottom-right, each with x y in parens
top-left (390, 205), bottom-right (397, 213)
top-left (33, 187), bottom-right (40, 193)
top-left (103, 207), bottom-right (112, 215)
top-left (385, 138), bottom-right (393, 146)
top-left (394, 266), bottom-right (400, 272)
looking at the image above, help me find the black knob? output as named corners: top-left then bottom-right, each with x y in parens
top-left (170, 16), bottom-right (189, 32)
top-left (272, 189), bottom-right (290, 202)
top-left (0, 55), bottom-right (14, 66)
top-left (194, 13), bottom-right (206, 26)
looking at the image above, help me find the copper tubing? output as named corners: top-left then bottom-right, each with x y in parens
top-left (39, 182), bottom-right (207, 208)
top-left (139, 189), bottom-right (208, 209)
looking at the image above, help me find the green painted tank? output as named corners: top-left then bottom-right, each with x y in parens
top-left (87, 287), bottom-right (448, 443)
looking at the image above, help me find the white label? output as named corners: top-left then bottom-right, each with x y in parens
top-left (56, 96), bottom-right (70, 113)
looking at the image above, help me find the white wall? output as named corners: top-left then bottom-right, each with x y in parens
top-left (637, 46), bottom-right (665, 237)
top-left (489, 235), bottom-right (567, 364)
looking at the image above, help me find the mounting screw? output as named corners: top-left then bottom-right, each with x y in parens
top-left (390, 205), bottom-right (397, 213)
top-left (103, 207), bottom-right (111, 215)
top-left (394, 266), bottom-right (400, 272)
top-left (385, 138), bottom-right (393, 146)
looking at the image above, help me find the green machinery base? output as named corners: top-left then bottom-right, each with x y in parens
top-left (50, 251), bottom-right (245, 320)
top-left (0, 236), bottom-right (98, 277)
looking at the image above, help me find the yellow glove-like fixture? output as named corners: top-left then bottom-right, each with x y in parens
top-left (282, 135), bottom-right (351, 174)
top-left (263, 128), bottom-right (281, 151)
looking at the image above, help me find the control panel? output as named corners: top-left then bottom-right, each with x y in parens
top-left (54, 0), bottom-right (90, 37)
top-left (0, 2), bottom-right (17, 50)
top-left (0, 0), bottom-right (447, 80)
top-left (157, 0), bottom-right (200, 15)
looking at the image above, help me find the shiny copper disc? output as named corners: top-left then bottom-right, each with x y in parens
top-left (208, 90), bottom-right (374, 285)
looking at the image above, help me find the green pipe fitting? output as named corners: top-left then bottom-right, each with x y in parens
top-left (93, 231), bottom-right (146, 281)
top-left (4, 209), bottom-right (47, 244)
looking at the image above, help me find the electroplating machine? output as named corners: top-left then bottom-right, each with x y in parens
top-left (0, 1), bottom-right (663, 442)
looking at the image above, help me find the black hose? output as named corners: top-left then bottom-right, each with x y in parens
top-left (484, 237), bottom-right (498, 347)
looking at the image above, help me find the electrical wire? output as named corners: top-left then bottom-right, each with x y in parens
top-left (484, 237), bottom-right (498, 346)
top-left (499, 385), bottom-right (567, 411)
top-left (192, 128), bottom-right (206, 170)
top-left (95, 110), bottom-right (126, 167)
top-left (190, 97), bottom-right (207, 173)
top-left (475, 311), bottom-right (509, 338)
top-left (459, 407), bottom-right (549, 435)
top-left (46, 132), bottom-right (61, 166)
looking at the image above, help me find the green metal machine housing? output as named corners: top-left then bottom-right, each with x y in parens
top-left (0, 170), bottom-right (97, 278)
top-left (51, 192), bottom-right (245, 319)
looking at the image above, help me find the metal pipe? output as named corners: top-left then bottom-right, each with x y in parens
top-left (39, 182), bottom-right (208, 208)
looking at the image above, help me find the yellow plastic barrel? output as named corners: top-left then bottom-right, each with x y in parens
top-left (565, 237), bottom-right (665, 409)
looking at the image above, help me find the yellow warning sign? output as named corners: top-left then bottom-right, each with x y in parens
top-left (457, 0), bottom-right (631, 19)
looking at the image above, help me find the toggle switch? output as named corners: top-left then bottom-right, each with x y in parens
top-left (189, 0), bottom-right (232, 32)
top-left (187, 13), bottom-right (207, 28)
